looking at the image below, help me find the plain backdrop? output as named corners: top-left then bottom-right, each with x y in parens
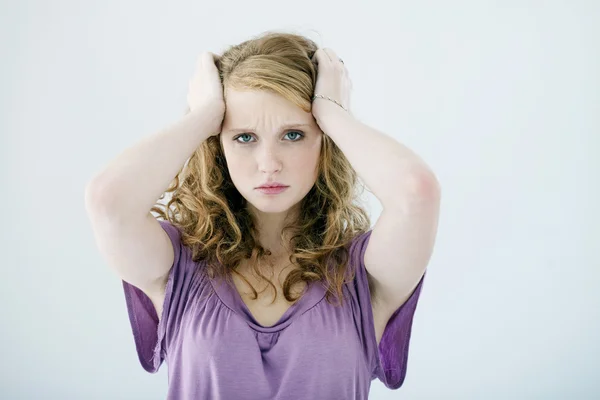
top-left (1, 1), bottom-right (598, 399)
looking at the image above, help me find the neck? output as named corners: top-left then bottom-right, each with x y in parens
top-left (248, 203), bottom-right (300, 257)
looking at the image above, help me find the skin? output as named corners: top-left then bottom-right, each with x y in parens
top-left (219, 87), bottom-right (323, 261)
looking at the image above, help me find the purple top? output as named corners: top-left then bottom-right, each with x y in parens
top-left (122, 220), bottom-right (426, 399)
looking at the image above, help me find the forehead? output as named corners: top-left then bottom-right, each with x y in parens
top-left (223, 88), bottom-right (313, 132)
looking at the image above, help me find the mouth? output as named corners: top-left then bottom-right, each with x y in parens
top-left (256, 186), bottom-right (289, 194)
top-left (256, 182), bottom-right (289, 189)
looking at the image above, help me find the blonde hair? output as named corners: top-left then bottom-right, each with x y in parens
top-left (152, 31), bottom-right (372, 306)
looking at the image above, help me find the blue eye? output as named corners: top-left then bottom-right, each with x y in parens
top-left (236, 133), bottom-right (253, 143)
top-left (286, 131), bottom-right (302, 140)
top-left (234, 131), bottom-right (305, 144)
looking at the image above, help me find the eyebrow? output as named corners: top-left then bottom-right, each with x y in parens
top-left (225, 123), bottom-right (311, 134)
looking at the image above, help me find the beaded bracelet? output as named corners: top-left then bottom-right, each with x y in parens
top-left (312, 94), bottom-right (348, 112)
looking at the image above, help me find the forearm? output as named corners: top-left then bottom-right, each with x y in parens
top-left (314, 104), bottom-right (439, 211)
top-left (85, 106), bottom-right (224, 220)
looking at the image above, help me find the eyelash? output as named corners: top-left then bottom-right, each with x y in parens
top-left (233, 131), bottom-right (305, 144)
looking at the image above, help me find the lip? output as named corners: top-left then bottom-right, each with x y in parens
top-left (256, 186), bottom-right (289, 195)
top-left (256, 183), bottom-right (288, 189)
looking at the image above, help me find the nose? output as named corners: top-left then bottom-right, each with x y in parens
top-left (257, 143), bottom-right (283, 174)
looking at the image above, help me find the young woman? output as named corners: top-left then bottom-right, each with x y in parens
top-left (85, 31), bottom-right (440, 400)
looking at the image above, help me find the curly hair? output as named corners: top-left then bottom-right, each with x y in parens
top-left (151, 30), bottom-right (372, 307)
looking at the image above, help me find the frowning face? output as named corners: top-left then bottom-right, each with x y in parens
top-left (220, 88), bottom-right (323, 216)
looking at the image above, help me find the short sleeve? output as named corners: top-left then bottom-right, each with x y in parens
top-left (121, 219), bottom-right (195, 373)
top-left (348, 230), bottom-right (426, 389)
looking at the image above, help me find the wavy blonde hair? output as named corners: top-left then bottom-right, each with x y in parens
top-left (151, 31), bottom-right (372, 307)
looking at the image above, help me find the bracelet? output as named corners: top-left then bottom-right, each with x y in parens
top-left (312, 94), bottom-right (348, 112)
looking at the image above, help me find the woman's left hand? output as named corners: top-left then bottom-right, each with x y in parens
top-left (311, 48), bottom-right (352, 120)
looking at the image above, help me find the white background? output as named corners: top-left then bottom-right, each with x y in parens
top-left (1, 0), bottom-right (598, 399)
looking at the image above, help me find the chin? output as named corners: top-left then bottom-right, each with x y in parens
top-left (253, 205), bottom-right (291, 214)
top-left (245, 189), bottom-right (300, 214)
top-left (250, 198), bottom-right (293, 214)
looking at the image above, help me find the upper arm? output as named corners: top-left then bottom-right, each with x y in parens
top-left (349, 230), bottom-right (427, 389)
top-left (364, 173), bottom-right (440, 317)
top-left (85, 185), bottom-right (175, 318)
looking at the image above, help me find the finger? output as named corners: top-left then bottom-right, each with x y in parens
top-left (322, 48), bottom-right (345, 71)
top-left (325, 48), bottom-right (345, 67)
top-left (312, 48), bottom-right (333, 65)
top-left (323, 48), bottom-right (338, 63)
top-left (198, 52), bottom-right (218, 68)
top-left (193, 55), bottom-right (203, 73)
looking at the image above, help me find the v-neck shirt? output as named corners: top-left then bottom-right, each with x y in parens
top-left (122, 219), bottom-right (426, 399)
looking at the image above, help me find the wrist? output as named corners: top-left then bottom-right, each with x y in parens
top-left (312, 95), bottom-right (348, 112)
top-left (312, 99), bottom-right (352, 124)
top-left (188, 105), bottom-right (224, 132)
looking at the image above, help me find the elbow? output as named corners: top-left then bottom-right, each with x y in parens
top-left (405, 168), bottom-right (441, 200)
top-left (84, 178), bottom-right (118, 215)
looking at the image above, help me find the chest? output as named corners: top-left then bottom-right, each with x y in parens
top-left (231, 267), bottom-right (307, 327)
top-left (176, 292), bottom-right (372, 400)
top-left (230, 264), bottom-right (388, 346)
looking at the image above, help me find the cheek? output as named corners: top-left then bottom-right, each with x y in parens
top-left (287, 148), bottom-right (319, 167)
top-left (221, 154), bottom-right (245, 182)
top-left (226, 158), bottom-right (249, 177)
top-left (296, 137), bottom-right (322, 162)
top-left (222, 144), bottom-right (247, 167)
top-left (290, 149), bottom-right (321, 181)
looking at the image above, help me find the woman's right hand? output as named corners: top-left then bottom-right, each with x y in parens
top-left (186, 52), bottom-right (225, 131)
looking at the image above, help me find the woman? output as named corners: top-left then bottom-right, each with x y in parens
top-left (84, 31), bottom-right (440, 399)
